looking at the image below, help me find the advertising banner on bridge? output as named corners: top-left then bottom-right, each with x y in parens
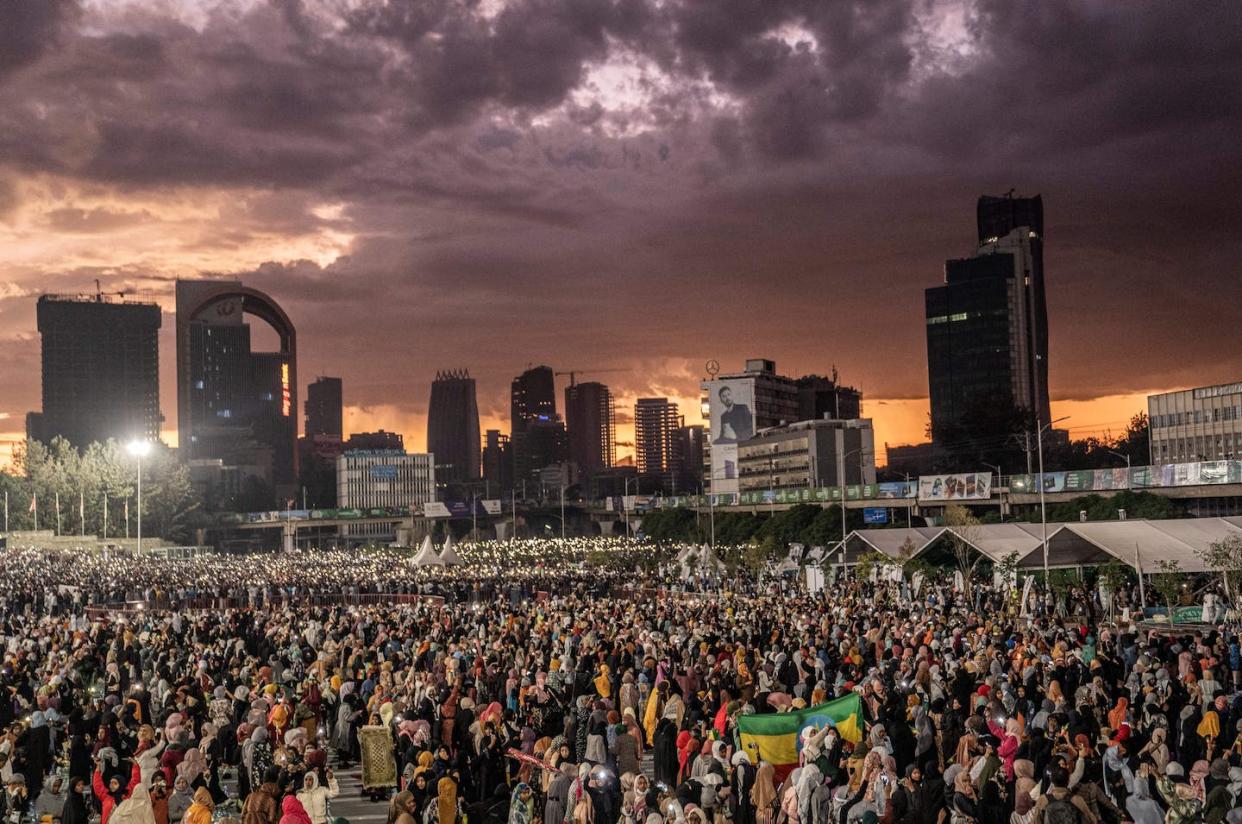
top-left (918, 472), bottom-right (992, 501)
top-left (876, 481), bottom-right (916, 499)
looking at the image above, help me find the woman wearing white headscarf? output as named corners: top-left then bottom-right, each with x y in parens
top-left (110, 783), bottom-right (158, 824)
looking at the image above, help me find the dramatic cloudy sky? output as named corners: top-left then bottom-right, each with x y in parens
top-left (2, 0), bottom-right (1241, 466)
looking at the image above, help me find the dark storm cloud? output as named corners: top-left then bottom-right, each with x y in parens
top-left (0, 1), bottom-right (74, 79)
top-left (2, 0), bottom-right (1242, 436)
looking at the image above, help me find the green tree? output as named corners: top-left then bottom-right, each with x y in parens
top-left (1096, 556), bottom-right (1132, 622)
top-left (141, 448), bottom-right (201, 544)
top-left (943, 504), bottom-right (983, 598)
top-left (804, 505), bottom-right (849, 547)
top-left (1199, 533), bottom-right (1242, 603)
top-left (1152, 559), bottom-right (1188, 621)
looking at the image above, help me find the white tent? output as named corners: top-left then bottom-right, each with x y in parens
top-left (411, 535), bottom-right (444, 566)
top-left (439, 533), bottom-right (464, 565)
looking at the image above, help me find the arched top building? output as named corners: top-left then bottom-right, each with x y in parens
top-left (175, 279), bottom-right (298, 496)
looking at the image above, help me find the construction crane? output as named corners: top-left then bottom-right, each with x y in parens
top-left (88, 279), bottom-right (128, 302)
top-left (554, 368), bottom-right (629, 386)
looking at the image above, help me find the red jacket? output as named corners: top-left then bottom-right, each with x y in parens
top-left (94, 764), bottom-right (142, 824)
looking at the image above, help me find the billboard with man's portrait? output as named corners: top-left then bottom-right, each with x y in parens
top-left (705, 377), bottom-right (755, 495)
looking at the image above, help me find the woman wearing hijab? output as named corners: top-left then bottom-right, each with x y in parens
top-left (387, 791), bottom-right (418, 824)
top-left (1198, 709), bottom-right (1221, 759)
top-left (593, 666), bottom-right (613, 701)
top-left (1138, 727), bottom-right (1170, 773)
top-left (297, 769), bottom-right (341, 824)
top-left (22, 711), bottom-right (52, 802)
top-left (546, 762), bottom-right (576, 824)
top-left (61, 777), bottom-right (90, 824)
top-left (652, 711), bottom-right (679, 788)
top-left (949, 768), bottom-right (977, 823)
top-left (1008, 761), bottom-right (1037, 824)
top-left (507, 784), bottom-right (533, 824)
top-left (1107, 697), bottom-right (1129, 733)
top-left (110, 782), bottom-right (158, 824)
top-left (750, 762), bottom-right (778, 824)
top-left (183, 788), bottom-right (213, 824)
top-left (166, 776), bottom-right (193, 824)
top-left (94, 758), bottom-right (142, 824)
top-left (436, 776), bottom-right (460, 824)
top-left (1124, 764), bottom-right (1164, 824)
top-left (279, 795), bottom-right (314, 824)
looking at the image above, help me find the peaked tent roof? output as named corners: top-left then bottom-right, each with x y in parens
top-left (1016, 518), bottom-right (1242, 573)
top-left (439, 533), bottom-right (464, 565)
top-left (930, 522), bottom-right (1069, 565)
top-left (841, 527), bottom-right (945, 565)
top-left (411, 534), bottom-right (444, 566)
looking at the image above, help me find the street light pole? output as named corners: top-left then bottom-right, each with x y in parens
top-left (560, 482), bottom-right (566, 540)
top-left (1107, 449), bottom-right (1132, 491)
top-left (983, 463), bottom-right (1004, 523)
top-left (127, 440), bottom-right (152, 552)
top-left (839, 443), bottom-right (862, 551)
top-left (624, 477), bottom-right (639, 540)
top-left (1038, 416), bottom-right (1070, 583)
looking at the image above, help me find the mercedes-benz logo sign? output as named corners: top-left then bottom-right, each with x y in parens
top-left (705, 359), bottom-right (719, 377)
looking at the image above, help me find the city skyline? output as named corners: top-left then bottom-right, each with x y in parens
top-left (2, 2), bottom-right (1240, 467)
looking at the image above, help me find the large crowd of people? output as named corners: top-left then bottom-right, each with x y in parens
top-left (1, 537), bottom-right (1240, 824)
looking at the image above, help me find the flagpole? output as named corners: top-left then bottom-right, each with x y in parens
top-left (80, 490), bottom-right (85, 537)
top-left (33, 493), bottom-right (38, 531)
top-left (55, 491), bottom-right (61, 536)
top-left (3, 490), bottom-right (7, 533)
top-left (103, 493), bottom-right (108, 538)
top-left (124, 498), bottom-right (130, 539)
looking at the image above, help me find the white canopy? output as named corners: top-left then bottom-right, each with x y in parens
top-left (439, 533), bottom-right (464, 565)
top-left (411, 535), bottom-right (444, 566)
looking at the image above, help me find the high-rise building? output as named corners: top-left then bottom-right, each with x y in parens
top-left (926, 194), bottom-right (1050, 443)
top-left (675, 424), bottom-right (706, 491)
top-left (511, 365), bottom-right (557, 426)
top-left (523, 419), bottom-right (569, 482)
top-left (35, 293), bottom-right (162, 447)
top-left (701, 359), bottom-right (800, 494)
top-left (565, 381), bottom-right (614, 478)
top-left (176, 279), bottom-right (298, 496)
top-left (345, 430), bottom-right (404, 452)
top-left (427, 369), bottom-right (481, 483)
top-left (796, 372), bottom-right (862, 422)
top-left (510, 365), bottom-right (559, 482)
top-left (305, 377), bottom-right (343, 438)
top-left (635, 398), bottom-right (684, 488)
top-left (482, 430), bottom-right (512, 493)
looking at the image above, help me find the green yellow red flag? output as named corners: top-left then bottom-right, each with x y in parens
top-left (735, 692), bottom-right (864, 780)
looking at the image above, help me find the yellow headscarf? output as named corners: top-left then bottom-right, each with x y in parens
top-left (1197, 710), bottom-right (1220, 739)
top-left (643, 687), bottom-right (660, 745)
top-left (594, 665), bottom-right (612, 698)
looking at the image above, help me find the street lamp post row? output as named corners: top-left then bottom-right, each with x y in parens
top-left (1037, 416), bottom-right (1070, 581)
top-left (126, 440), bottom-right (151, 551)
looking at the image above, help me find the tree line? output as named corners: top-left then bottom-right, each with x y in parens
top-left (0, 438), bottom-right (202, 543)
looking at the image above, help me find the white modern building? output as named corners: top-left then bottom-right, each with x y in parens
top-left (336, 449), bottom-right (435, 539)
top-left (1149, 382), bottom-right (1242, 463)
top-left (736, 418), bottom-right (876, 493)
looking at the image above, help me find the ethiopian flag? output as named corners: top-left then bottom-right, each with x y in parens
top-left (736, 693), bottom-right (864, 780)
